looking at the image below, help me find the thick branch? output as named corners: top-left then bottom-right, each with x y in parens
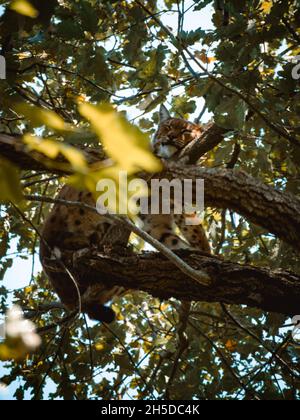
top-left (165, 164), bottom-right (300, 251)
top-left (70, 249), bottom-right (300, 315)
top-left (0, 133), bottom-right (105, 173)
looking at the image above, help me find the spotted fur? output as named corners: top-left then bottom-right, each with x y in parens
top-left (40, 186), bottom-right (130, 323)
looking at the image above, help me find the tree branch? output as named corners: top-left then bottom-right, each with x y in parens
top-left (0, 133), bottom-right (105, 173)
top-left (164, 163), bottom-right (300, 251)
top-left (25, 194), bottom-right (211, 286)
top-left (47, 249), bottom-right (300, 316)
top-left (0, 121), bottom-right (226, 173)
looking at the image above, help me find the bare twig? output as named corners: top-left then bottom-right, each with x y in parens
top-left (188, 319), bottom-right (261, 399)
top-left (221, 304), bottom-right (300, 380)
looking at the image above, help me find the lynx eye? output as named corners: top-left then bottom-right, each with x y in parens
top-left (160, 134), bottom-right (178, 144)
top-left (181, 130), bottom-right (193, 141)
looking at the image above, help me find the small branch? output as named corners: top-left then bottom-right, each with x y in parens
top-left (179, 122), bottom-right (228, 164)
top-left (221, 304), bottom-right (300, 380)
top-left (281, 16), bottom-right (300, 44)
top-left (188, 320), bottom-right (261, 399)
top-left (165, 301), bottom-right (191, 399)
top-left (227, 142), bottom-right (241, 169)
top-left (37, 312), bottom-right (77, 335)
top-left (194, 103), bottom-right (207, 124)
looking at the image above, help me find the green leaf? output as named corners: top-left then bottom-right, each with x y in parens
top-left (215, 97), bottom-right (247, 130)
top-left (0, 158), bottom-right (23, 204)
top-left (172, 96), bottom-right (197, 117)
top-left (179, 29), bottom-right (206, 45)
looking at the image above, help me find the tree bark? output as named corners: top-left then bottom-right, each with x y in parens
top-left (179, 122), bottom-right (228, 164)
top-left (67, 249), bottom-right (300, 315)
top-left (165, 163), bottom-right (300, 251)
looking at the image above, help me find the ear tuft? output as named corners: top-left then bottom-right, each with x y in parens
top-left (159, 104), bottom-right (171, 123)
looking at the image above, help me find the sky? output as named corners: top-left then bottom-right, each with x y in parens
top-left (0, 0), bottom-right (215, 400)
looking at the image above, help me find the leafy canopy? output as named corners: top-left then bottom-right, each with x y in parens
top-left (0, 0), bottom-right (300, 400)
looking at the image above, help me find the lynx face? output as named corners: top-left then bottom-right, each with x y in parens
top-left (152, 105), bottom-right (203, 159)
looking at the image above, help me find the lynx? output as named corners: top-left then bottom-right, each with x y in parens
top-left (39, 105), bottom-right (210, 323)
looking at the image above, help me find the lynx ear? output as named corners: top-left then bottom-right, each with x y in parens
top-left (159, 104), bottom-right (171, 123)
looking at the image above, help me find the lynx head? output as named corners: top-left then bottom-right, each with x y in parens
top-left (152, 105), bottom-right (203, 159)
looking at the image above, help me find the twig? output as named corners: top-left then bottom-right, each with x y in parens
top-left (188, 319), bottom-right (261, 400)
top-left (236, 333), bottom-right (294, 399)
top-left (221, 304), bottom-right (300, 380)
top-left (215, 209), bottom-right (227, 255)
top-left (83, 314), bottom-right (95, 382)
top-left (37, 312), bottom-right (77, 335)
top-left (34, 328), bottom-right (68, 400)
top-left (101, 322), bottom-right (154, 398)
top-left (165, 301), bottom-right (191, 399)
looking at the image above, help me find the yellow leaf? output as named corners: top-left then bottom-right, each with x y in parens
top-left (260, 0), bottom-right (272, 14)
top-left (10, 0), bottom-right (38, 18)
top-left (24, 135), bottom-right (60, 159)
top-left (95, 343), bottom-right (105, 351)
top-left (39, 110), bottom-right (66, 131)
top-left (0, 158), bottom-right (23, 204)
top-left (60, 146), bottom-right (88, 173)
top-left (78, 103), bottom-right (162, 174)
top-left (213, 212), bottom-right (222, 222)
top-left (24, 286), bottom-right (33, 295)
top-left (16, 104), bottom-right (68, 131)
top-left (0, 344), bottom-right (12, 361)
top-left (0, 341), bottom-right (30, 361)
top-left (195, 51), bottom-right (216, 64)
top-left (24, 135), bottom-right (88, 172)
top-left (160, 303), bottom-right (170, 312)
top-left (130, 378), bottom-right (139, 389)
top-left (77, 94), bottom-right (86, 103)
top-left (16, 52), bottom-right (31, 60)
top-left (225, 339), bottom-right (238, 353)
